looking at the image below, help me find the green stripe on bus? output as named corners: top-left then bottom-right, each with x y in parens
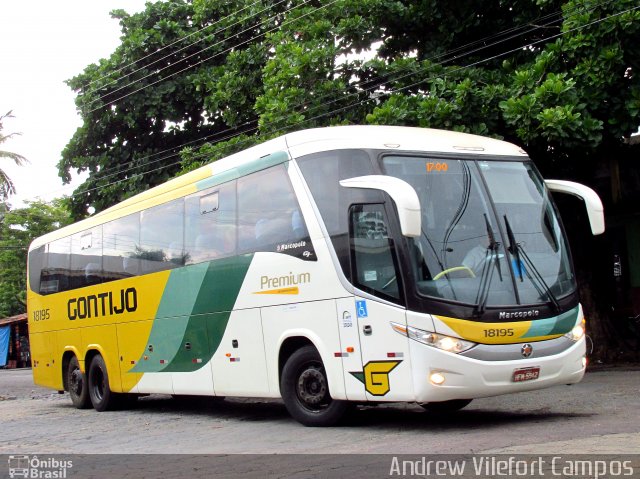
top-left (160, 254), bottom-right (253, 372)
top-left (195, 151), bottom-right (289, 191)
top-left (522, 305), bottom-right (579, 338)
top-left (547, 306), bottom-right (580, 335)
top-left (130, 263), bottom-right (210, 373)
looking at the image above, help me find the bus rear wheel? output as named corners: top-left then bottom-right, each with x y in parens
top-left (88, 354), bottom-right (118, 412)
top-left (280, 345), bottom-right (348, 426)
top-left (419, 399), bottom-right (472, 412)
top-left (67, 356), bottom-right (91, 409)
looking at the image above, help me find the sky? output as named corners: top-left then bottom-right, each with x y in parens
top-left (1, 0), bottom-right (149, 208)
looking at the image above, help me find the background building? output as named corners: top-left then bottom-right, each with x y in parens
top-left (0, 313), bottom-right (30, 368)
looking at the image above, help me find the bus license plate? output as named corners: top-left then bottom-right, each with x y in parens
top-left (512, 367), bottom-right (540, 382)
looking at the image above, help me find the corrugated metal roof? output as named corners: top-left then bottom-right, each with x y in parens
top-left (0, 313), bottom-right (28, 325)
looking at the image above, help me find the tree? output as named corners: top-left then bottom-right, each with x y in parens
top-left (63, 0), bottom-right (637, 182)
top-left (0, 110), bottom-right (28, 200)
top-left (62, 0), bottom-right (640, 359)
top-left (0, 200), bottom-right (71, 317)
top-left (61, 0), bottom-right (292, 218)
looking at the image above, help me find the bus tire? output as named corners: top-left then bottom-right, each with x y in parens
top-left (67, 356), bottom-right (91, 409)
top-left (280, 345), bottom-right (348, 427)
top-left (419, 399), bottom-right (472, 412)
top-left (87, 354), bottom-right (117, 412)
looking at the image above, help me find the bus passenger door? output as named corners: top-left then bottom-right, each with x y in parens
top-left (354, 298), bottom-right (413, 402)
top-left (335, 297), bottom-right (367, 401)
top-left (349, 203), bottom-right (413, 402)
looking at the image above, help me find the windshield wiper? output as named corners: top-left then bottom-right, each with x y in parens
top-left (504, 215), bottom-right (524, 282)
top-left (473, 214), bottom-right (502, 317)
top-left (504, 215), bottom-right (560, 312)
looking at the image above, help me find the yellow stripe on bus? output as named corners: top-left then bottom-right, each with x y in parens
top-left (434, 315), bottom-right (562, 344)
top-left (253, 287), bottom-right (299, 295)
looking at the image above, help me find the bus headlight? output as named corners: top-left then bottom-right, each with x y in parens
top-left (391, 323), bottom-right (476, 353)
top-left (564, 318), bottom-right (586, 342)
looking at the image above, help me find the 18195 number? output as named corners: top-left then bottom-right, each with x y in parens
top-left (32, 309), bottom-right (50, 321)
top-left (483, 328), bottom-right (514, 338)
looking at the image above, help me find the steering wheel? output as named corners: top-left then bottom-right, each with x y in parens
top-left (433, 266), bottom-right (476, 280)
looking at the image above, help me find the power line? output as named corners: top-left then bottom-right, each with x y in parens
top-left (86, 0), bottom-right (291, 105)
top-left (67, 0), bottom-right (602, 190)
top-left (65, 3), bottom-right (639, 222)
top-left (18, 1), bottom-right (636, 224)
top-left (74, 0), bottom-right (583, 188)
top-left (18, 0), bottom-right (627, 225)
top-left (87, 0), bottom-right (614, 112)
top-left (87, 0), bottom-right (320, 111)
top-left (118, 0), bottom-right (623, 173)
top-left (80, 0), bottom-right (614, 183)
top-left (83, 0), bottom-right (269, 93)
top-left (51, 3), bottom-right (340, 190)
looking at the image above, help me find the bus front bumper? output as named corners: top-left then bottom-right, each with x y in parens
top-left (409, 336), bottom-right (586, 403)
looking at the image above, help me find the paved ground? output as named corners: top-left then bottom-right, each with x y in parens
top-left (1, 366), bottom-right (639, 455)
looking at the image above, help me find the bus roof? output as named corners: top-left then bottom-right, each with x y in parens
top-left (30, 126), bottom-right (527, 250)
top-left (284, 125), bottom-right (526, 158)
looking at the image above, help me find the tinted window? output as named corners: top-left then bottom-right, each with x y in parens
top-left (139, 199), bottom-right (184, 273)
top-left (297, 150), bottom-right (380, 277)
top-left (382, 156), bottom-right (516, 306)
top-left (28, 245), bottom-right (45, 293)
top-left (70, 227), bottom-right (103, 289)
top-left (40, 237), bottom-right (71, 294)
top-left (350, 204), bottom-right (401, 301)
top-left (185, 181), bottom-right (237, 265)
top-left (237, 165), bottom-right (309, 253)
top-left (30, 164), bottom-right (314, 295)
top-left (103, 213), bottom-right (140, 279)
top-left (480, 161), bottom-right (576, 301)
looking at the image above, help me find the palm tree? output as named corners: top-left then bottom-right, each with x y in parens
top-left (0, 110), bottom-right (28, 200)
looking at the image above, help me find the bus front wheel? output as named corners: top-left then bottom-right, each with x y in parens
top-left (280, 345), bottom-right (348, 426)
top-left (88, 354), bottom-right (117, 412)
top-left (67, 356), bottom-right (91, 409)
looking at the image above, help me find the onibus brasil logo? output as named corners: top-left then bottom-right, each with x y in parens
top-left (8, 455), bottom-right (73, 478)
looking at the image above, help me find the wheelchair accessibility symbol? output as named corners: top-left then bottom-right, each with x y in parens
top-left (356, 300), bottom-right (368, 318)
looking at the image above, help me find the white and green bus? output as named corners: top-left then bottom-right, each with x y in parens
top-left (27, 126), bottom-right (604, 426)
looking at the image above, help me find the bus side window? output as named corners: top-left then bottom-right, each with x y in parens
top-left (185, 180), bottom-right (237, 265)
top-left (28, 245), bottom-right (45, 294)
top-left (40, 237), bottom-right (71, 294)
top-left (139, 199), bottom-right (185, 274)
top-left (297, 150), bottom-right (379, 278)
top-left (349, 204), bottom-right (402, 302)
top-left (237, 164), bottom-right (308, 253)
top-left (103, 212), bottom-right (141, 280)
top-left (70, 227), bottom-right (103, 289)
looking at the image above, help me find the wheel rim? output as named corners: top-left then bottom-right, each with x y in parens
top-left (70, 367), bottom-right (83, 396)
top-left (295, 361), bottom-right (329, 411)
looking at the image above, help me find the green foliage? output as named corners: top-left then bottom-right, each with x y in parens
top-left (179, 132), bottom-right (260, 174)
top-left (499, 72), bottom-right (603, 148)
top-left (63, 0), bottom-right (640, 217)
top-left (61, 0), bottom-right (281, 219)
top-left (0, 200), bottom-right (71, 317)
top-left (53, 0), bottom-right (640, 360)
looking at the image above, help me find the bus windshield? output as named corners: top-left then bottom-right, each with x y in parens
top-left (382, 156), bottom-right (575, 308)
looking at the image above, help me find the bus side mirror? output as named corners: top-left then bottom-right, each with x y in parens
top-left (340, 175), bottom-right (421, 237)
top-left (545, 179), bottom-right (605, 235)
